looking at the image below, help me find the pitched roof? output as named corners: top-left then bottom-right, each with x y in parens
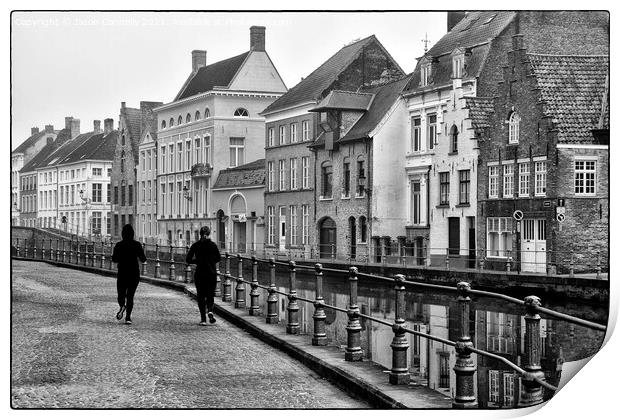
top-left (175, 51), bottom-right (250, 101)
top-left (309, 90), bottom-right (375, 112)
top-left (12, 130), bottom-right (48, 154)
top-left (263, 35), bottom-right (400, 114)
top-left (464, 97), bottom-right (495, 130)
top-left (527, 54), bottom-right (609, 143)
top-left (58, 130), bottom-right (118, 164)
top-left (213, 159), bottom-right (265, 189)
top-left (20, 128), bottom-right (71, 173)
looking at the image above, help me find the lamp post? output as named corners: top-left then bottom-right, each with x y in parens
top-left (79, 189), bottom-right (92, 241)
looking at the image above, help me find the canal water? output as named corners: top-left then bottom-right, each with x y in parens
top-left (230, 260), bottom-right (607, 409)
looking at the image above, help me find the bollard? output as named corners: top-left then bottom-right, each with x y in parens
top-left (345, 266), bottom-right (363, 361)
top-left (169, 245), bottom-right (176, 281)
top-left (569, 253), bottom-right (574, 278)
top-left (100, 241), bottom-right (105, 268)
top-left (143, 243), bottom-right (149, 276)
top-left (389, 274), bottom-right (409, 384)
top-left (266, 258), bottom-right (278, 324)
top-left (596, 252), bottom-right (602, 280)
top-left (312, 263), bottom-right (327, 345)
top-left (453, 282), bottom-right (477, 408)
top-left (91, 242), bottom-right (96, 267)
top-left (215, 263), bottom-right (222, 297)
top-left (83, 241), bottom-right (88, 266)
top-left (41, 239), bottom-right (45, 260)
top-left (76, 241), bottom-right (81, 264)
top-left (109, 242), bottom-right (114, 270)
top-left (506, 257), bottom-right (511, 273)
top-left (154, 244), bottom-right (161, 278)
top-left (49, 239), bottom-right (53, 260)
top-left (55, 239), bottom-right (60, 261)
top-left (61, 240), bottom-right (66, 263)
top-left (479, 257), bottom-right (485, 271)
top-left (68, 240), bottom-right (73, 262)
top-left (222, 252), bottom-right (232, 302)
top-left (249, 256), bottom-right (260, 315)
top-left (286, 261), bottom-right (300, 334)
top-left (183, 245), bottom-right (191, 283)
top-left (519, 296), bottom-right (545, 407)
top-left (235, 255), bottom-right (246, 309)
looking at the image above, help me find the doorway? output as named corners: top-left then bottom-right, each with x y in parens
top-left (521, 218), bottom-right (546, 273)
top-left (234, 222), bottom-right (247, 253)
top-left (216, 209), bottom-right (226, 249)
top-left (319, 217), bottom-right (337, 259)
top-left (279, 207), bottom-right (286, 252)
top-left (349, 216), bottom-right (356, 260)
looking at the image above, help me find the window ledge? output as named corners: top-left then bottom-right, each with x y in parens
top-left (319, 197), bottom-right (333, 201)
top-left (341, 195), bottom-right (351, 200)
top-left (436, 204), bottom-right (450, 208)
top-left (355, 195), bottom-right (366, 199)
top-left (455, 203), bottom-right (470, 207)
top-left (448, 151), bottom-right (458, 156)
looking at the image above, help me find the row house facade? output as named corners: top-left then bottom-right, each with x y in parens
top-left (261, 35), bottom-right (404, 257)
top-left (154, 26), bottom-right (286, 247)
top-left (12, 126), bottom-right (58, 225)
top-left (110, 101), bottom-right (161, 240)
top-left (136, 128), bottom-right (159, 243)
top-left (401, 10), bottom-right (609, 270)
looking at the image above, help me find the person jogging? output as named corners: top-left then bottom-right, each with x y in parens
top-left (112, 224), bottom-right (147, 325)
top-left (186, 226), bottom-right (221, 325)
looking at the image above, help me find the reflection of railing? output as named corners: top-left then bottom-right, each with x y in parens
top-left (13, 238), bottom-right (607, 409)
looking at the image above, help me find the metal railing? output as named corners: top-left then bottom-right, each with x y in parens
top-left (12, 237), bottom-right (607, 408)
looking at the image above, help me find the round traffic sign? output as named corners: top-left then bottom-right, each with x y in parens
top-left (513, 210), bottom-right (524, 221)
top-left (556, 213), bottom-right (566, 223)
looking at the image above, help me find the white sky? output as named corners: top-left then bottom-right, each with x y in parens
top-left (10, 11), bottom-right (448, 147)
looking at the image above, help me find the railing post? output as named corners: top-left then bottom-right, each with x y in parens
top-left (76, 240), bottom-right (80, 264)
top-left (312, 263), bottom-right (327, 345)
top-left (154, 244), bottom-right (161, 278)
top-left (142, 243), bottom-right (148, 276)
top-left (345, 266), bottom-right (363, 361)
top-left (83, 241), bottom-right (88, 266)
top-left (390, 274), bottom-right (409, 384)
top-left (235, 254), bottom-right (246, 309)
top-left (183, 245), bottom-right (191, 283)
top-left (519, 296), bottom-right (545, 408)
top-left (40, 239), bottom-right (45, 260)
top-left (68, 240), bottom-right (72, 263)
top-left (55, 239), bottom-right (59, 261)
top-left (222, 252), bottom-right (232, 302)
top-left (109, 242), bottom-right (114, 270)
top-left (168, 245), bottom-right (176, 280)
top-left (453, 281), bottom-right (477, 408)
top-left (286, 260), bottom-right (300, 334)
top-left (90, 241), bottom-right (96, 267)
top-left (446, 248), bottom-right (450, 270)
top-left (61, 239), bottom-right (66, 263)
top-left (249, 256), bottom-right (260, 315)
top-left (569, 252), bottom-right (575, 278)
top-left (49, 239), bottom-right (53, 260)
top-left (266, 258), bottom-right (278, 324)
top-left (596, 251), bottom-right (602, 280)
top-left (215, 262), bottom-right (222, 297)
top-left (506, 257), bottom-right (511, 272)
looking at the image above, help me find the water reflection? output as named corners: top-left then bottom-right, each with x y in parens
top-left (236, 262), bottom-right (605, 408)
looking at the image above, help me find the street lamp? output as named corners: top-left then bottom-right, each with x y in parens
top-left (79, 189), bottom-right (92, 240)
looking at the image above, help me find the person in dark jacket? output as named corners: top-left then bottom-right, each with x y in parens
top-left (112, 224), bottom-right (146, 325)
top-left (186, 226), bottom-right (221, 325)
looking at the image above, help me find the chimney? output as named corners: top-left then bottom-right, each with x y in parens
top-left (192, 50), bottom-right (207, 73)
top-left (250, 26), bottom-right (266, 52)
top-left (104, 118), bottom-right (114, 135)
top-left (31, 127), bottom-right (39, 136)
top-left (121, 101), bottom-right (126, 109)
top-left (65, 116), bottom-right (73, 129)
top-left (45, 124), bottom-right (54, 133)
top-left (93, 120), bottom-right (102, 134)
top-left (70, 119), bottom-right (80, 139)
top-left (447, 11), bottom-right (467, 32)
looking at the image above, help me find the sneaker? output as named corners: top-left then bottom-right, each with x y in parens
top-left (199, 321), bottom-right (207, 326)
top-left (125, 319), bottom-right (132, 325)
top-left (116, 306), bottom-right (126, 320)
top-left (208, 312), bottom-right (216, 324)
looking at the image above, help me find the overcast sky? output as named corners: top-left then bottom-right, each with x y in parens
top-left (11, 11), bottom-right (447, 148)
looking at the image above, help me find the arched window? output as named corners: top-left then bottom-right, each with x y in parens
top-left (186, 113), bottom-right (191, 124)
top-left (450, 124), bottom-right (458, 153)
top-left (233, 108), bottom-right (249, 117)
top-left (161, 120), bottom-right (166, 129)
top-left (178, 115), bottom-right (183, 126)
top-left (509, 112), bottom-right (520, 144)
top-left (121, 134), bottom-right (126, 146)
top-left (169, 118), bottom-right (174, 127)
top-left (359, 216), bottom-right (367, 243)
top-left (349, 216), bottom-right (357, 260)
top-left (205, 108), bottom-right (210, 118)
top-left (120, 151), bottom-right (126, 173)
top-left (321, 161), bottom-right (333, 199)
top-left (195, 110), bottom-right (201, 120)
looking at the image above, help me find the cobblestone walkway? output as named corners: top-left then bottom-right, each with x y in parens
top-left (11, 261), bottom-right (369, 408)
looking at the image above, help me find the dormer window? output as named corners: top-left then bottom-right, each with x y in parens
top-left (508, 111), bottom-right (520, 144)
top-left (421, 63), bottom-right (432, 87)
top-left (453, 55), bottom-right (464, 79)
top-left (234, 108), bottom-right (249, 117)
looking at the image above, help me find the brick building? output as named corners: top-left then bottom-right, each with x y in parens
top-left (211, 159), bottom-right (266, 252)
top-left (261, 35), bottom-right (404, 257)
top-left (477, 37), bottom-right (609, 274)
top-left (12, 125), bottom-right (58, 225)
top-left (110, 101), bottom-right (161, 240)
top-left (136, 128), bottom-right (159, 243)
top-left (154, 26), bottom-right (286, 247)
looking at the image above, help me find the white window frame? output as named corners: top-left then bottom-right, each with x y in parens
top-left (290, 123), bottom-right (297, 143)
top-left (411, 117), bottom-right (421, 152)
top-left (229, 137), bottom-right (244, 168)
top-left (302, 157), bottom-right (309, 189)
top-left (267, 206), bottom-right (275, 245)
top-left (290, 158), bottom-right (298, 190)
top-left (518, 162), bottom-right (530, 197)
top-left (503, 164), bottom-right (514, 198)
top-left (534, 161), bottom-right (547, 196)
top-left (302, 120), bottom-right (309, 141)
top-left (488, 165), bottom-right (499, 198)
top-left (290, 205), bottom-right (298, 245)
top-left (486, 217), bottom-right (513, 258)
top-left (509, 112), bottom-right (521, 144)
top-left (301, 204), bottom-right (309, 245)
top-left (204, 135), bottom-right (211, 165)
top-left (278, 160), bottom-right (286, 191)
top-left (267, 161), bottom-right (275, 192)
top-left (574, 159), bottom-right (596, 195)
top-left (279, 125), bottom-right (285, 145)
top-left (268, 127), bottom-right (274, 147)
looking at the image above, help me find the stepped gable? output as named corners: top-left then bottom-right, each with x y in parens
top-left (527, 54), bottom-right (609, 144)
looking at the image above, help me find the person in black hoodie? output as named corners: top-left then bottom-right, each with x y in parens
top-left (186, 226), bottom-right (221, 325)
top-left (112, 224), bottom-right (146, 325)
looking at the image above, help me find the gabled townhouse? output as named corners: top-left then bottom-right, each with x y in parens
top-left (308, 76), bottom-right (412, 261)
top-left (154, 26), bottom-right (286, 247)
top-left (110, 101), bottom-right (161, 240)
top-left (477, 37), bottom-right (609, 274)
top-left (211, 159), bottom-right (266, 252)
top-left (401, 11), bottom-right (608, 269)
top-left (136, 128), bottom-right (159, 243)
top-left (12, 125), bottom-right (58, 225)
top-left (260, 35), bottom-right (405, 256)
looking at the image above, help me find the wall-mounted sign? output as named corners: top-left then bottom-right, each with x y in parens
top-left (557, 213), bottom-right (566, 223)
top-left (513, 210), bottom-right (524, 221)
top-left (543, 200), bottom-right (551, 208)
